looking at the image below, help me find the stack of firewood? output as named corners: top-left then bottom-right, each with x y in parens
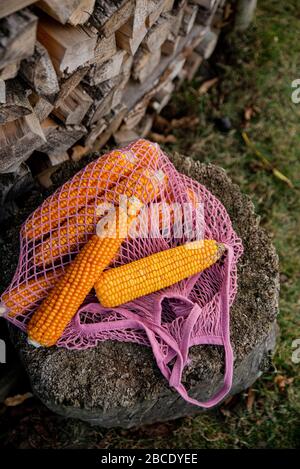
top-left (0, 0), bottom-right (227, 195)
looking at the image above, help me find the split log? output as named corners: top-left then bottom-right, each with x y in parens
top-left (91, 0), bottom-right (135, 37)
top-left (142, 14), bottom-right (171, 53)
top-left (167, 55), bottom-right (186, 81)
top-left (85, 50), bottom-right (126, 86)
top-left (84, 118), bottom-right (107, 147)
top-left (37, 0), bottom-right (96, 25)
top-left (180, 4), bottom-right (198, 35)
top-left (123, 98), bottom-right (149, 129)
top-left (0, 79), bottom-right (32, 124)
top-left (170, 7), bottom-right (185, 36)
top-left (151, 79), bottom-right (174, 112)
top-left (115, 25), bottom-right (143, 56)
top-left (135, 113), bottom-right (153, 137)
top-left (176, 67), bottom-right (188, 87)
top-left (161, 34), bottom-right (180, 55)
top-left (52, 85), bottom-right (93, 125)
top-left (91, 33), bottom-right (117, 66)
top-left (115, 0), bottom-right (148, 55)
top-left (39, 117), bottom-right (87, 158)
top-left (211, 1), bottom-right (225, 28)
top-left (0, 9), bottom-right (37, 69)
top-left (55, 66), bottom-right (88, 106)
top-left (147, 0), bottom-right (176, 28)
top-left (195, 0), bottom-right (220, 26)
top-left (0, 62), bottom-right (20, 81)
top-left (106, 54), bottom-right (133, 110)
top-left (37, 14), bottom-right (97, 74)
top-left (132, 48), bottom-right (161, 83)
top-left (68, 0), bottom-right (96, 25)
top-left (47, 152), bottom-right (70, 166)
top-left (234, 0), bottom-right (257, 31)
top-left (93, 104), bottom-right (127, 149)
top-left (183, 50), bottom-right (203, 80)
top-left (0, 113), bottom-right (46, 173)
top-left (85, 103), bottom-right (127, 148)
top-left (0, 1), bottom-right (38, 20)
top-left (114, 112), bottom-right (153, 144)
top-left (83, 77), bottom-right (122, 125)
top-left (0, 80), bottom-right (5, 104)
top-left (118, 53), bottom-right (133, 88)
top-left (195, 27), bottom-right (218, 59)
top-left (28, 92), bottom-right (54, 121)
top-left (20, 41), bottom-right (59, 101)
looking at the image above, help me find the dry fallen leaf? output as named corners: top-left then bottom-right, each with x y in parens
top-left (198, 77), bottom-right (219, 95)
top-left (244, 107), bottom-right (254, 121)
top-left (246, 387), bottom-right (256, 413)
top-left (4, 392), bottom-right (33, 407)
top-left (274, 375), bottom-right (294, 392)
top-left (149, 132), bottom-right (177, 143)
top-left (272, 168), bottom-right (294, 188)
top-left (170, 116), bottom-right (199, 129)
top-left (224, 3), bottom-right (233, 20)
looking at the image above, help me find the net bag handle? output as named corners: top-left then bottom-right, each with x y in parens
top-left (166, 244), bottom-right (234, 407)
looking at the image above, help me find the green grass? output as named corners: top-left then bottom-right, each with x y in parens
top-left (1, 0), bottom-right (299, 449)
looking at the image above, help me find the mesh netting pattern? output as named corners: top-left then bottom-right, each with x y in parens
top-left (1, 139), bottom-right (243, 407)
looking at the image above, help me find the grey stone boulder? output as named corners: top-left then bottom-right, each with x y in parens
top-left (9, 155), bottom-right (279, 428)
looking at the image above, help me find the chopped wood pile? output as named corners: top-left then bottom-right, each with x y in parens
top-left (0, 0), bottom-right (228, 196)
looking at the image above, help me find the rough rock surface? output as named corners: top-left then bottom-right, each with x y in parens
top-left (8, 154), bottom-right (279, 428)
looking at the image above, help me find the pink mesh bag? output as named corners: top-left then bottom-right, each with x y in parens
top-left (1, 139), bottom-right (243, 408)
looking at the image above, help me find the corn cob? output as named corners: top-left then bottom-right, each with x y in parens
top-left (33, 206), bottom-right (97, 267)
top-left (1, 269), bottom-right (64, 317)
top-left (34, 168), bottom-right (165, 267)
top-left (23, 139), bottom-right (160, 240)
top-left (27, 213), bottom-right (131, 347)
top-left (27, 169), bottom-right (166, 347)
top-left (95, 239), bottom-right (225, 308)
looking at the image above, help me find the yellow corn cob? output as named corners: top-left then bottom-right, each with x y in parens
top-left (95, 239), bottom-right (225, 307)
top-left (34, 168), bottom-right (165, 267)
top-left (27, 213), bottom-right (132, 347)
top-left (105, 167), bottom-right (165, 205)
top-left (1, 269), bottom-right (64, 317)
top-left (23, 139), bottom-right (160, 240)
top-left (27, 169), bottom-right (166, 347)
top-left (34, 206), bottom-right (97, 267)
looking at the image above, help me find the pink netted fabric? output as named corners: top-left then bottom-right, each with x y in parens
top-left (1, 139), bottom-right (243, 408)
